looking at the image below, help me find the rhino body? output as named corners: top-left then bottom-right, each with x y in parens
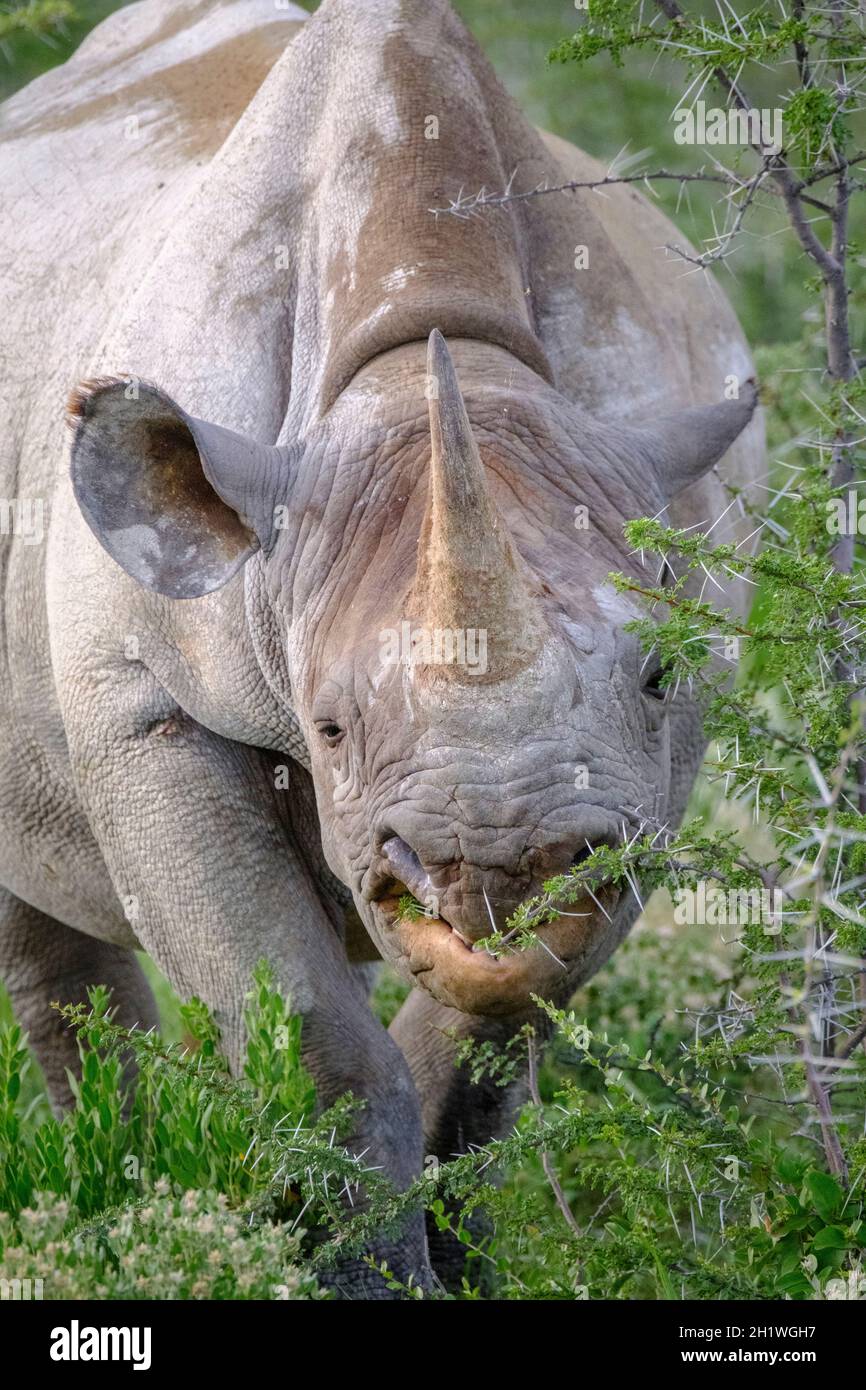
top-left (0, 0), bottom-right (762, 1291)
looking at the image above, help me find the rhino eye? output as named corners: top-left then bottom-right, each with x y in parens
top-left (315, 720), bottom-right (345, 747)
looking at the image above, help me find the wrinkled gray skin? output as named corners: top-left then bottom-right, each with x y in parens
top-left (0, 0), bottom-right (763, 1294)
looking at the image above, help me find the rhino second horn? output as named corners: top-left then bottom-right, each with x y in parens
top-left (412, 329), bottom-right (542, 683)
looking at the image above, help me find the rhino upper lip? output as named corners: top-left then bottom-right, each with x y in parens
top-left (367, 836), bottom-right (498, 949)
top-left (370, 876), bottom-right (619, 958)
top-left (379, 835), bottom-right (434, 899)
top-left (362, 835), bottom-right (620, 954)
top-left (358, 844), bottom-right (468, 944)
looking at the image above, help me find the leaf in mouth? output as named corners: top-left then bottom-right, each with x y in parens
top-left (396, 892), bottom-right (427, 923)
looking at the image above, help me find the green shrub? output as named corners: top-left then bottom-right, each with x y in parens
top-left (0, 964), bottom-right (370, 1299)
top-left (0, 1187), bottom-right (320, 1300)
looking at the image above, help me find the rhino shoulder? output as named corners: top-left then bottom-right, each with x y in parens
top-left (0, 0), bottom-right (306, 150)
top-left (536, 129), bottom-right (754, 408)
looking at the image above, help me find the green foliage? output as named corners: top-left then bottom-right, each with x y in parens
top-left (397, 892), bottom-right (426, 922)
top-left (242, 967), bottom-right (316, 1116)
top-left (0, 1188), bottom-right (321, 1300)
top-left (21, 949), bottom-right (861, 1301)
top-left (0, 964), bottom-right (377, 1299)
top-left (785, 87), bottom-right (851, 169)
top-left (316, 975), bottom-right (866, 1299)
top-left (0, 1), bottom-right (75, 44)
top-left (370, 966), bottom-right (411, 1028)
top-left (450, 1024), bottom-right (535, 1088)
top-left (547, 0), bottom-right (862, 88)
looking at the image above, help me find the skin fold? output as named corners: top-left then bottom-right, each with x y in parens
top-left (0, 0), bottom-right (763, 1293)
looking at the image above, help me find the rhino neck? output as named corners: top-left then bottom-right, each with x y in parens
top-left (136, 551), bottom-right (308, 764)
top-left (283, 0), bottom-right (553, 426)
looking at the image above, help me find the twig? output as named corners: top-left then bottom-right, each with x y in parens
top-left (837, 1015), bottom-right (866, 1060)
top-left (805, 1058), bottom-right (850, 1184)
top-left (527, 1033), bottom-right (582, 1239)
top-left (429, 166), bottom-right (739, 217)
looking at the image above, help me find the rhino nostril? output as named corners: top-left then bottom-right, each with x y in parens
top-left (530, 842), bottom-right (597, 877)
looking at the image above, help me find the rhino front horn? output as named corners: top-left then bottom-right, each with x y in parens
top-left (412, 329), bottom-right (542, 682)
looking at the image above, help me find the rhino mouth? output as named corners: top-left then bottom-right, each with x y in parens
top-left (367, 876), bottom-right (622, 1017)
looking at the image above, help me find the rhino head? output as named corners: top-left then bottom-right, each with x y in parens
top-left (69, 330), bottom-right (756, 1015)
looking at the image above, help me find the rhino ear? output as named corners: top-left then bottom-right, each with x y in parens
top-left (68, 379), bottom-right (284, 599)
top-left (639, 380), bottom-right (759, 503)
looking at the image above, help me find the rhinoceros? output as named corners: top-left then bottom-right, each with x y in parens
top-left (0, 0), bottom-right (761, 1292)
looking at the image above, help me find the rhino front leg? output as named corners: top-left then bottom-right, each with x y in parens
top-left (0, 887), bottom-right (159, 1111)
top-left (391, 987), bottom-right (545, 1287)
top-left (67, 701), bottom-right (431, 1295)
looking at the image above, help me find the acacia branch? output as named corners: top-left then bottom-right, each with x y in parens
top-left (429, 166), bottom-right (738, 217)
top-left (663, 156), bottom-right (774, 269)
top-left (806, 1059), bottom-right (850, 1183)
top-left (837, 1014), bottom-right (866, 1060)
top-left (654, 0), bottom-right (857, 376)
top-left (527, 1033), bottom-right (582, 1239)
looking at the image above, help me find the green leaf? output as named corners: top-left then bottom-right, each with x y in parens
top-left (777, 1272), bottom-right (812, 1297)
top-left (653, 1254), bottom-right (677, 1300)
top-left (811, 1225), bottom-right (848, 1251)
top-left (804, 1170), bottom-right (844, 1222)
